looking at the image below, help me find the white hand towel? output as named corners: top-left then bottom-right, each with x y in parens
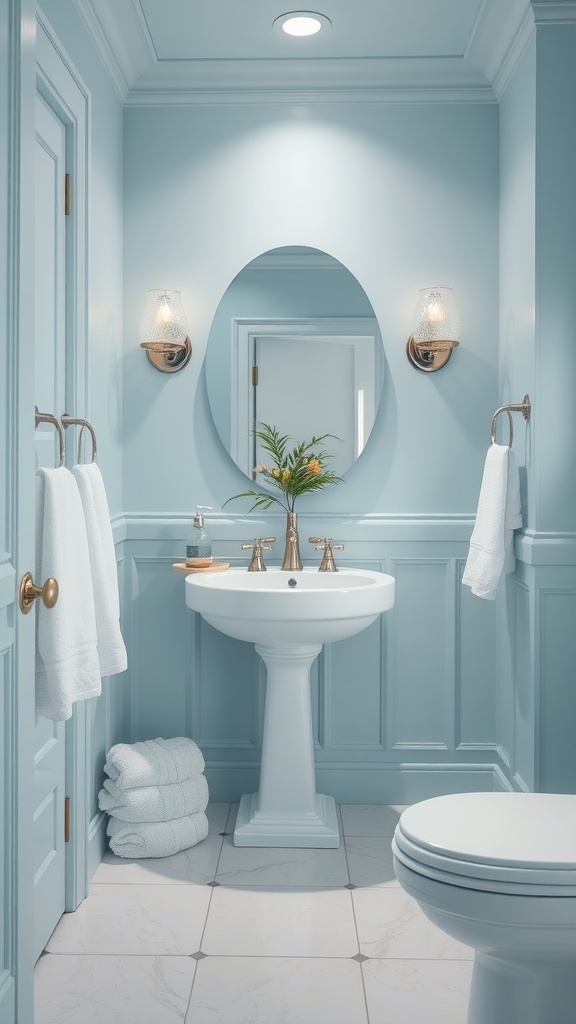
top-left (73, 462), bottom-right (127, 678)
top-left (98, 773), bottom-right (209, 822)
top-left (104, 737), bottom-right (205, 791)
top-left (107, 811), bottom-right (209, 859)
top-left (35, 466), bottom-right (102, 721)
top-left (462, 444), bottom-right (523, 600)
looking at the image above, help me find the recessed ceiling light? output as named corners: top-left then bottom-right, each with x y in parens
top-left (273, 11), bottom-right (331, 37)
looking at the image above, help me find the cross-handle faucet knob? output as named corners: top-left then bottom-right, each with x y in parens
top-left (241, 537), bottom-right (276, 572)
top-left (308, 537), bottom-right (344, 572)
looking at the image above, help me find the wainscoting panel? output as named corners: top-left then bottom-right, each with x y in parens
top-left (388, 559), bottom-right (452, 749)
top-left (539, 587), bottom-right (576, 793)
top-left (456, 559), bottom-right (498, 746)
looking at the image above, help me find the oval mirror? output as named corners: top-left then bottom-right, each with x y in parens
top-left (206, 246), bottom-right (384, 483)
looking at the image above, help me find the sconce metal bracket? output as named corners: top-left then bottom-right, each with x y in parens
top-left (406, 335), bottom-right (459, 372)
top-left (144, 336), bottom-right (192, 373)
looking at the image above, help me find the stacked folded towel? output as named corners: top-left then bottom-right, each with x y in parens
top-left (98, 737), bottom-right (209, 858)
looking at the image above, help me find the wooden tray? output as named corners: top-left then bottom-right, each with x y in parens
top-left (172, 562), bottom-right (230, 574)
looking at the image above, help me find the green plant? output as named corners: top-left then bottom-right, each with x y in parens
top-left (224, 423), bottom-right (342, 513)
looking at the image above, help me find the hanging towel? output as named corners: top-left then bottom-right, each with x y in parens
top-left (35, 466), bottom-right (102, 721)
top-left (107, 810), bottom-right (209, 859)
top-left (462, 444), bottom-right (523, 600)
top-left (98, 773), bottom-right (209, 822)
top-left (73, 462), bottom-right (127, 678)
top-left (104, 737), bottom-right (205, 791)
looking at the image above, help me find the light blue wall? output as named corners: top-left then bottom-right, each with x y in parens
top-left (121, 101), bottom-right (507, 801)
top-left (122, 103), bottom-right (499, 517)
top-left (498, 22), bottom-right (576, 795)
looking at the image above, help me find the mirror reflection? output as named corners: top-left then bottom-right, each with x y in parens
top-left (206, 247), bottom-right (384, 482)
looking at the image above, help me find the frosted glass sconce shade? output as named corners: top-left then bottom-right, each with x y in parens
top-left (139, 289), bottom-right (192, 373)
top-left (406, 286), bottom-right (461, 372)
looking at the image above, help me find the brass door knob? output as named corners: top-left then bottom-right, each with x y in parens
top-left (19, 572), bottom-right (59, 614)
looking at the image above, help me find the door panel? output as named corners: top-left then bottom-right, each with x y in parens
top-left (33, 91), bottom-right (67, 962)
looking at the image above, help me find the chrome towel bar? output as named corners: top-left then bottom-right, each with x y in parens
top-left (490, 395), bottom-right (531, 448)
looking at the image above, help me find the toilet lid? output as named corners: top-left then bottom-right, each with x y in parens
top-left (394, 792), bottom-right (576, 894)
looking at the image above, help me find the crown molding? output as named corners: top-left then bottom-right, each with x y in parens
top-left (75, 0), bottom-right (538, 105)
top-left (531, 1), bottom-right (576, 23)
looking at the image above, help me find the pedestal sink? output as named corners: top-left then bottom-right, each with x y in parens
top-left (185, 566), bottom-right (395, 847)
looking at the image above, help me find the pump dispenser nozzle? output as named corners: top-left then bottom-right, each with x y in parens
top-left (194, 505), bottom-right (212, 528)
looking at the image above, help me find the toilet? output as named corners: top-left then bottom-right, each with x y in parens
top-left (391, 792), bottom-right (576, 1024)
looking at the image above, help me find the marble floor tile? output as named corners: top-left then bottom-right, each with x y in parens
top-left (92, 835), bottom-right (223, 885)
top-left (362, 957), bottom-right (472, 1024)
top-left (186, 956), bottom-right (369, 1024)
top-left (34, 953), bottom-right (195, 1024)
top-left (340, 803), bottom-right (407, 836)
top-left (45, 883), bottom-right (212, 955)
top-left (345, 835), bottom-right (399, 887)
top-left (202, 885), bottom-right (359, 957)
top-left (352, 887), bottom-right (473, 960)
top-left (215, 835), bottom-right (349, 886)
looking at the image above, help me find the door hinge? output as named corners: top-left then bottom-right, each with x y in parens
top-left (252, 365), bottom-right (258, 386)
top-left (64, 796), bottom-right (71, 842)
top-left (64, 173), bottom-right (71, 216)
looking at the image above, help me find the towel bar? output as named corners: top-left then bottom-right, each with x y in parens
top-left (490, 395), bottom-right (531, 448)
top-left (35, 407), bottom-right (65, 465)
top-left (61, 413), bottom-right (98, 463)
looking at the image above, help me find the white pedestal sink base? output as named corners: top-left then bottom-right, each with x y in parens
top-left (233, 642), bottom-right (340, 848)
top-left (234, 791), bottom-right (339, 848)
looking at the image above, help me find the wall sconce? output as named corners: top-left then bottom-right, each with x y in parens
top-left (139, 289), bottom-right (192, 373)
top-left (406, 286), bottom-right (461, 372)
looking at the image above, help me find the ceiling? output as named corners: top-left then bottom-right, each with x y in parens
top-left (75, 0), bottom-right (535, 103)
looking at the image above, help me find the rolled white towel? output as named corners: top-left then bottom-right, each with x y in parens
top-left (98, 774), bottom-right (209, 822)
top-left (107, 811), bottom-right (209, 859)
top-left (104, 737), bottom-right (205, 791)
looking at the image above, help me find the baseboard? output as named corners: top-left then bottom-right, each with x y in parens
top-left (204, 761), bottom-right (515, 805)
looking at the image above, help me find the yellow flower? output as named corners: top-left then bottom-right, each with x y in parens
top-left (253, 464), bottom-right (267, 473)
top-left (271, 467), bottom-right (280, 478)
top-left (282, 468), bottom-right (291, 482)
top-left (307, 458), bottom-right (321, 476)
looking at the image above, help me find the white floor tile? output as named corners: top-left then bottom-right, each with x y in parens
top-left (362, 958), bottom-right (472, 1024)
top-left (345, 835), bottom-right (399, 887)
top-left (202, 885), bottom-right (359, 957)
top-left (340, 803), bottom-right (407, 836)
top-left (34, 953), bottom-right (195, 1024)
top-left (352, 887), bottom-right (473, 960)
top-left (45, 883), bottom-right (212, 955)
top-left (215, 835), bottom-right (349, 886)
top-left (92, 835), bottom-right (223, 885)
top-left (186, 956), bottom-right (368, 1024)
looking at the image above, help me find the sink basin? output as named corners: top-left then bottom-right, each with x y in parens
top-left (184, 565), bottom-right (395, 849)
top-left (185, 566), bottom-right (395, 646)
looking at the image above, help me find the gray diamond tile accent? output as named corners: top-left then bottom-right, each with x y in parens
top-left (351, 953), bottom-right (369, 963)
top-left (344, 883), bottom-right (357, 889)
top-left (190, 951), bottom-right (208, 961)
top-left (218, 831), bottom-right (228, 837)
top-left (207, 881), bottom-right (221, 887)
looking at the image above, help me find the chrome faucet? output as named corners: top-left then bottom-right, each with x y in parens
top-left (309, 537), bottom-right (344, 572)
top-left (241, 537), bottom-right (276, 571)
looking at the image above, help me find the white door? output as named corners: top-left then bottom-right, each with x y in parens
top-left (32, 91), bottom-right (68, 961)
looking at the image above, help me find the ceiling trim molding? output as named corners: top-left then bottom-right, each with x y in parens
top-left (123, 87), bottom-right (497, 108)
top-left (531, 2), bottom-right (576, 23)
top-left (491, 5), bottom-right (536, 99)
top-left (72, 0), bottom-right (129, 101)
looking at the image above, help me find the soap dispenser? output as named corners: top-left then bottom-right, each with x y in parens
top-left (186, 506), bottom-right (213, 567)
